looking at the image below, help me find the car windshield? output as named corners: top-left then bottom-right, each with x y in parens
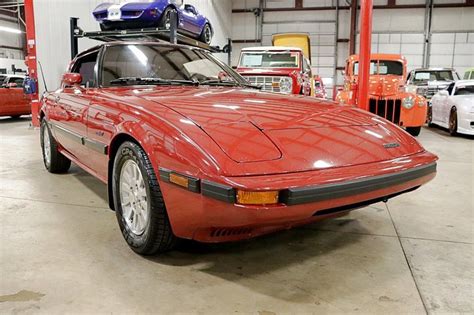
top-left (101, 44), bottom-right (249, 87)
top-left (239, 52), bottom-right (299, 68)
top-left (454, 85), bottom-right (474, 95)
top-left (353, 60), bottom-right (403, 76)
top-left (413, 71), bottom-right (454, 82)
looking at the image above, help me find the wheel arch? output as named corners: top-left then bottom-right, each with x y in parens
top-left (107, 132), bottom-right (143, 210)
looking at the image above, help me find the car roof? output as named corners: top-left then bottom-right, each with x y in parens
top-left (456, 80), bottom-right (474, 85)
top-left (412, 67), bottom-right (456, 71)
top-left (241, 46), bottom-right (303, 52)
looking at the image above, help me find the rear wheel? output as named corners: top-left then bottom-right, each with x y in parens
top-left (448, 107), bottom-right (458, 136)
top-left (10, 115), bottom-right (21, 119)
top-left (199, 23), bottom-right (212, 44)
top-left (40, 119), bottom-right (71, 173)
top-left (112, 141), bottom-right (176, 255)
top-left (99, 24), bottom-right (109, 31)
top-left (159, 7), bottom-right (178, 29)
top-left (406, 126), bottom-right (421, 137)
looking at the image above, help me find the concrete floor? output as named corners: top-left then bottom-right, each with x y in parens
top-left (0, 117), bottom-right (472, 314)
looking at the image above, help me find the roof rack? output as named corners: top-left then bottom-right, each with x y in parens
top-left (69, 13), bottom-right (231, 63)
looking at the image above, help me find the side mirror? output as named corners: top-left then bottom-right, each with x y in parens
top-left (63, 73), bottom-right (82, 86)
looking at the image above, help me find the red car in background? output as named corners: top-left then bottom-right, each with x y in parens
top-left (236, 46), bottom-right (312, 96)
top-left (0, 75), bottom-right (30, 118)
top-left (40, 42), bottom-right (437, 256)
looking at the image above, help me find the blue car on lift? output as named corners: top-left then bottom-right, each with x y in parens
top-left (93, 1), bottom-right (213, 44)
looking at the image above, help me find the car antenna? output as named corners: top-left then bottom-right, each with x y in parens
top-left (37, 60), bottom-right (48, 92)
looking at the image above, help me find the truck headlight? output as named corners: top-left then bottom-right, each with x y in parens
top-left (402, 97), bottom-right (415, 109)
top-left (279, 77), bottom-right (293, 94)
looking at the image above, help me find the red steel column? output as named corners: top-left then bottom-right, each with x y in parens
top-left (24, 0), bottom-right (40, 127)
top-left (357, 0), bottom-right (373, 111)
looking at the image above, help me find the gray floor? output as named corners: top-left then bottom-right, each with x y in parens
top-left (0, 117), bottom-right (472, 314)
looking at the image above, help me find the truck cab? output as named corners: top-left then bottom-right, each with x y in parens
top-left (236, 46), bottom-right (312, 96)
top-left (336, 54), bottom-right (427, 136)
top-left (0, 75), bottom-right (30, 118)
top-left (406, 68), bottom-right (460, 100)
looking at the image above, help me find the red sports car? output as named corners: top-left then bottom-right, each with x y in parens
top-left (39, 42), bottom-right (438, 255)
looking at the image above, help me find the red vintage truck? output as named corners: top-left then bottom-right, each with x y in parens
top-left (236, 46), bottom-right (312, 96)
top-left (0, 75), bottom-right (30, 118)
top-left (336, 54), bottom-right (427, 136)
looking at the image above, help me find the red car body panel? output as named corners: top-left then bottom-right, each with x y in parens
top-left (40, 43), bottom-right (437, 243)
top-left (0, 85), bottom-right (30, 117)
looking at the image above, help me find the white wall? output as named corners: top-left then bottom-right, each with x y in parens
top-left (0, 18), bottom-right (24, 60)
top-left (231, 0), bottom-right (474, 97)
top-left (33, 0), bottom-right (232, 92)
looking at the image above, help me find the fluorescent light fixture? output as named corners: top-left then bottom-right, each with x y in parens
top-left (0, 26), bottom-right (22, 34)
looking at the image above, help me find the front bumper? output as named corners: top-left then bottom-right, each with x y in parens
top-left (158, 151), bottom-right (437, 242)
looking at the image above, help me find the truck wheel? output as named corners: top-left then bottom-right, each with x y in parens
top-left (112, 141), bottom-right (176, 255)
top-left (406, 126), bottom-right (421, 137)
top-left (199, 23), bottom-right (212, 44)
top-left (448, 107), bottom-right (458, 136)
top-left (40, 119), bottom-right (71, 173)
top-left (427, 105), bottom-right (434, 127)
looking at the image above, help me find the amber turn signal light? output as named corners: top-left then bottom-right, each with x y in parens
top-left (169, 173), bottom-right (189, 189)
top-left (236, 190), bottom-right (279, 205)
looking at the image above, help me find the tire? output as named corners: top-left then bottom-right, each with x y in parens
top-left (427, 105), bottom-right (434, 127)
top-left (449, 107), bottom-right (458, 136)
top-left (10, 115), bottom-right (21, 119)
top-left (159, 7), bottom-right (177, 29)
top-left (40, 119), bottom-right (71, 173)
top-left (199, 23), bottom-right (212, 44)
top-left (406, 126), bottom-right (421, 137)
top-left (112, 141), bottom-right (176, 255)
top-left (99, 24), bottom-right (109, 31)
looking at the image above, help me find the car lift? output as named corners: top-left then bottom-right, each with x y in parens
top-left (69, 12), bottom-right (232, 64)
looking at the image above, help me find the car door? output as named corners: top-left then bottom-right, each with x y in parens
top-left (180, 4), bottom-right (201, 35)
top-left (53, 50), bottom-right (99, 163)
top-left (9, 77), bottom-right (30, 114)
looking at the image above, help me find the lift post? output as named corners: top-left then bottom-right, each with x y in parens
top-left (24, 0), bottom-right (40, 127)
top-left (357, 0), bottom-right (373, 111)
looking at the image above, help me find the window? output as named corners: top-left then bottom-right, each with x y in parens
top-left (464, 72), bottom-right (470, 79)
top-left (446, 82), bottom-right (455, 95)
top-left (9, 77), bottom-right (24, 87)
top-left (239, 52), bottom-right (299, 68)
top-left (101, 44), bottom-right (242, 87)
top-left (353, 60), bottom-right (403, 76)
top-left (454, 85), bottom-right (474, 96)
top-left (72, 51), bottom-right (99, 87)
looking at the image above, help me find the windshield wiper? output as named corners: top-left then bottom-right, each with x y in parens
top-left (109, 77), bottom-right (199, 86)
top-left (199, 79), bottom-right (261, 90)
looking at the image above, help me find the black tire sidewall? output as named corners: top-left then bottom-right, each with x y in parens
top-left (449, 108), bottom-right (457, 135)
top-left (201, 24), bottom-right (211, 44)
top-left (113, 142), bottom-right (154, 251)
top-left (40, 119), bottom-right (51, 170)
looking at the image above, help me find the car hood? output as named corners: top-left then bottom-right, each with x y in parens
top-left (106, 87), bottom-right (424, 175)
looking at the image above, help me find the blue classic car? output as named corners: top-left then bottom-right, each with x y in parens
top-left (93, 1), bottom-right (213, 44)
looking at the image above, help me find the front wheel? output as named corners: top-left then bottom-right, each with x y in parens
top-left (40, 119), bottom-right (71, 173)
top-left (406, 126), bottom-right (421, 137)
top-left (449, 107), bottom-right (458, 136)
top-left (112, 141), bottom-right (176, 255)
top-left (199, 23), bottom-right (212, 44)
top-left (427, 105), bottom-right (434, 127)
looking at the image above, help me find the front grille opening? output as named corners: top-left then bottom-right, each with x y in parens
top-left (369, 98), bottom-right (401, 124)
top-left (210, 227), bottom-right (252, 237)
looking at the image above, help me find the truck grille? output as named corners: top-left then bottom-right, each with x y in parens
top-left (369, 98), bottom-right (402, 125)
top-left (426, 87), bottom-right (439, 99)
top-left (244, 76), bottom-right (283, 93)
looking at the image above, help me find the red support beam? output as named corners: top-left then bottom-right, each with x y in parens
top-left (24, 0), bottom-right (40, 127)
top-left (357, 0), bottom-right (373, 111)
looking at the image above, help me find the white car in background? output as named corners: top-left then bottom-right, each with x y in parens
top-left (428, 80), bottom-right (474, 136)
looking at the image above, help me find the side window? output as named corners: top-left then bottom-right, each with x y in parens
top-left (71, 51), bottom-right (99, 87)
top-left (463, 72), bottom-right (469, 80)
top-left (470, 71), bottom-right (474, 80)
top-left (10, 77), bottom-right (24, 87)
top-left (303, 58), bottom-right (312, 75)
